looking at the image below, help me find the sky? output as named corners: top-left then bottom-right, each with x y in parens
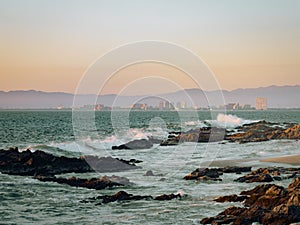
top-left (0, 0), bottom-right (299, 95)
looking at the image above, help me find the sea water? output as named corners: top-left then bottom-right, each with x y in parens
top-left (0, 110), bottom-right (300, 224)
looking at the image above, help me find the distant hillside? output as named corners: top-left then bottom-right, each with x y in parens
top-left (0, 85), bottom-right (299, 109)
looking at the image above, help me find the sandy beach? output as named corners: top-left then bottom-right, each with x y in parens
top-left (260, 154), bottom-right (300, 166)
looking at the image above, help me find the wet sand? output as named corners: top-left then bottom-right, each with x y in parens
top-left (260, 154), bottom-right (300, 166)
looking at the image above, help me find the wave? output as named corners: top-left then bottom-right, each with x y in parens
top-left (207, 113), bottom-right (259, 128)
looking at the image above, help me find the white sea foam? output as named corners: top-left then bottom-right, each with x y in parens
top-left (206, 113), bottom-right (259, 128)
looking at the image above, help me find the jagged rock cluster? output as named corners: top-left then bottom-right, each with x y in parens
top-left (201, 178), bottom-right (300, 225)
top-left (81, 191), bottom-right (182, 205)
top-left (0, 148), bottom-right (140, 176)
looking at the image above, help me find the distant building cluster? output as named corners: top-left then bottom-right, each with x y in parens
top-left (130, 101), bottom-right (186, 111)
top-left (223, 103), bottom-right (253, 110)
top-left (57, 97), bottom-right (268, 111)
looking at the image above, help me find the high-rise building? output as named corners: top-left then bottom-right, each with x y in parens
top-left (158, 101), bottom-right (164, 110)
top-left (256, 97), bottom-right (267, 110)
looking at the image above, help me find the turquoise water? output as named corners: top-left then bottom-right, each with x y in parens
top-left (0, 110), bottom-right (300, 224)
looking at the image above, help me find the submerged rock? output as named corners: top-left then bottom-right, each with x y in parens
top-left (201, 178), bottom-right (300, 225)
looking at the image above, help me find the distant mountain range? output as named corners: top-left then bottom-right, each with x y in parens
top-left (0, 85), bottom-right (299, 109)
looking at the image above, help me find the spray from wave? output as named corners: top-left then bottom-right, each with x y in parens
top-left (207, 114), bottom-right (259, 128)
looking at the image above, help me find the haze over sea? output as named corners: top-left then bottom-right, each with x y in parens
top-left (1, 109), bottom-right (300, 224)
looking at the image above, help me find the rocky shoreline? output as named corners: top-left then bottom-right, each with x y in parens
top-left (201, 178), bottom-right (300, 225)
top-left (111, 121), bottom-right (300, 149)
top-left (0, 148), bottom-right (140, 176)
top-left (1, 118), bottom-right (300, 224)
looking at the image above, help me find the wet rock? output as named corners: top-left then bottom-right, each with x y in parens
top-left (154, 193), bottom-right (181, 201)
top-left (214, 194), bottom-right (247, 203)
top-left (200, 178), bottom-right (300, 225)
top-left (235, 174), bottom-right (274, 183)
top-left (235, 167), bottom-right (300, 183)
top-left (148, 137), bottom-right (163, 144)
top-left (214, 195), bottom-right (247, 202)
top-left (83, 191), bottom-right (182, 205)
top-left (226, 121), bottom-right (300, 144)
top-left (144, 170), bottom-right (155, 176)
top-left (161, 127), bottom-right (226, 146)
top-left (278, 124), bottom-right (300, 139)
top-left (184, 168), bottom-right (222, 180)
top-left (184, 167), bottom-right (252, 182)
top-left (221, 166), bottom-right (252, 173)
top-left (112, 139), bottom-right (153, 150)
top-left (97, 191), bottom-right (153, 204)
top-left (0, 149), bottom-right (140, 176)
top-left (36, 175), bottom-right (125, 190)
top-left (160, 138), bottom-right (180, 146)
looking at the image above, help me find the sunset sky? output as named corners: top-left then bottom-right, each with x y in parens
top-left (1, 0), bottom-right (299, 95)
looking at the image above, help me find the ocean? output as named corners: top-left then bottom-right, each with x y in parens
top-left (1, 110), bottom-right (300, 224)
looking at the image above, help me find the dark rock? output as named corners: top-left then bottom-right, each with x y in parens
top-left (221, 166), bottom-right (252, 173)
top-left (0, 149), bottom-right (140, 176)
top-left (235, 174), bottom-right (274, 183)
top-left (226, 122), bottom-right (300, 144)
top-left (235, 167), bottom-right (300, 183)
top-left (78, 155), bottom-right (141, 173)
top-left (161, 127), bottom-right (226, 146)
top-left (36, 175), bottom-right (125, 190)
top-left (200, 178), bottom-right (300, 225)
top-left (83, 191), bottom-right (182, 205)
top-left (144, 170), bottom-right (155, 176)
top-left (184, 167), bottom-right (251, 181)
top-left (184, 168), bottom-right (222, 180)
top-left (148, 137), bottom-right (163, 144)
top-left (97, 191), bottom-right (153, 204)
top-left (112, 139), bottom-right (153, 150)
top-left (160, 138), bottom-right (180, 146)
top-left (154, 193), bottom-right (181, 201)
top-left (214, 194), bottom-right (247, 203)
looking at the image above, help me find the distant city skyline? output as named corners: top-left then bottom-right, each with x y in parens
top-left (0, 1), bottom-right (299, 95)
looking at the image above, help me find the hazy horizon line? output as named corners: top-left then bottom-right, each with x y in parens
top-left (0, 84), bottom-right (299, 96)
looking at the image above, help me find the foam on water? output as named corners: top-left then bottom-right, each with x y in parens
top-left (207, 113), bottom-right (259, 128)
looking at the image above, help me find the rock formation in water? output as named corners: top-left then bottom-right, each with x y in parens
top-left (112, 139), bottom-right (153, 150)
top-left (201, 178), bottom-right (300, 225)
top-left (226, 121), bottom-right (300, 144)
top-left (160, 121), bottom-right (300, 146)
top-left (161, 127), bottom-right (226, 146)
top-left (81, 191), bottom-right (182, 205)
top-left (184, 167), bottom-right (252, 181)
top-left (234, 167), bottom-right (300, 183)
top-left (36, 175), bottom-right (129, 190)
top-left (0, 148), bottom-right (140, 176)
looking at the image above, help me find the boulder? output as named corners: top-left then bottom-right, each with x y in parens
top-left (112, 139), bottom-right (153, 150)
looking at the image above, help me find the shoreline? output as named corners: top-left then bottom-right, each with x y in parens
top-left (260, 154), bottom-right (300, 166)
